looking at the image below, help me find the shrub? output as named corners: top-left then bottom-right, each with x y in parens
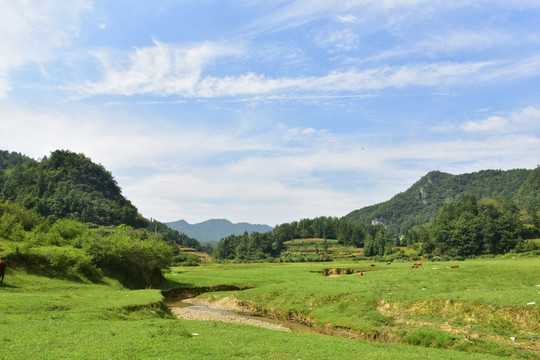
top-left (50, 219), bottom-right (90, 242)
top-left (85, 226), bottom-right (173, 289)
top-left (403, 327), bottom-right (455, 348)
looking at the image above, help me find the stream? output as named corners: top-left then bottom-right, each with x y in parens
top-left (164, 295), bottom-right (321, 335)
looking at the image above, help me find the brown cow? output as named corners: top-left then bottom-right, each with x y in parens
top-left (0, 260), bottom-right (6, 284)
top-left (451, 265), bottom-right (459, 269)
top-left (370, 264), bottom-right (375, 267)
top-left (357, 271), bottom-right (363, 276)
top-left (414, 262), bottom-right (422, 267)
top-left (412, 264), bottom-right (418, 269)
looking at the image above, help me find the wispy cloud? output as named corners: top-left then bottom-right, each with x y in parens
top-left (0, 0), bottom-right (91, 98)
top-left (69, 40), bottom-right (242, 98)
top-left (313, 28), bottom-right (359, 52)
top-left (69, 39), bottom-right (512, 99)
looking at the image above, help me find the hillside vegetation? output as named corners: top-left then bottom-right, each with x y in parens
top-left (344, 168), bottom-right (539, 236)
top-left (0, 150), bottom-right (146, 227)
top-left (0, 150), bottom-right (207, 286)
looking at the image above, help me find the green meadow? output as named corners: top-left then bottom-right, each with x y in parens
top-left (1, 257), bottom-right (539, 359)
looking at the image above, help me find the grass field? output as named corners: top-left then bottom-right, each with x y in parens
top-left (0, 257), bottom-right (538, 359)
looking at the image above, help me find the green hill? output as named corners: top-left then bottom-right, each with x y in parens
top-left (0, 149), bottom-right (204, 253)
top-left (344, 168), bottom-right (539, 236)
top-left (0, 149), bottom-right (146, 227)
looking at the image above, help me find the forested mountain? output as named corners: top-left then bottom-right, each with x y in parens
top-left (165, 219), bottom-right (273, 243)
top-left (0, 149), bottom-right (203, 252)
top-left (0, 150), bottom-right (146, 227)
top-left (344, 168), bottom-right (539, 236)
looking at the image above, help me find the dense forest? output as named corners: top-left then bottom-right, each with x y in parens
top-left (212, 217), bottom-right (395, 261)
top-left (404, 195), bottom-right (538, 258)
top-left (0, 150), bottom-right (145, 227)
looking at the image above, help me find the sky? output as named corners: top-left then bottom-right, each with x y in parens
top-left (0, 0), bottom-right (539, 226)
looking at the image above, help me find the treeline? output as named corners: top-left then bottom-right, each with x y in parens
top-left (213, 195), bottom-right (539, 262)
top-left (147, 219), bottom-right (209, 253)
top-left (212, 217), bottom-right (395, 261)
top-left (272, 216), bottom-right (392, 249)
top-left (213, 231), bottom-right (281, 261)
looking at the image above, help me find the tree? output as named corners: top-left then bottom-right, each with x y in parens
top-left (363, 233), bottom-right (375, 256)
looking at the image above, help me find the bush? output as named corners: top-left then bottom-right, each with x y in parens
top-left (50, 219), bottom-right (90, 243)
top-left (403, 327), bottom-right (455, 348)
top-left (173, 253), bottom-right (201, 266)
top-left (85, 226), bottom-right (173, 289)
top-left (6, 247), bottom-right (102, 282)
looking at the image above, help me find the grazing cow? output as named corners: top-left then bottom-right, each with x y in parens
top-left (0, 260), bottom-right (6, 284)
top-left (451, 265), bottom-right (459, 269)
top-left (411, 264), bottom-right (419, 269)
top-left (371, 264), bottom-right (375, 267)
top-left (414, 262), bottom-right (422, 267)
top-left (387, 261), bottom-right (392, 265)
top-left (357, 271), bottom-right (363, 276)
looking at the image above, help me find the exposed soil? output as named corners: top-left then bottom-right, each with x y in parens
top-left (169, 297), bottom-right (292, 332)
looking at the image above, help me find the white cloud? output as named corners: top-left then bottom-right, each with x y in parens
top-left (0, 0), bottom-right (91, 98)
top-left (460, 106), bottom-right (540, 134)
top-left (246, 0), bottom-right (435, 34)
top-left (365, 30), bottom-right (518, 63)
top-left (461, 116), bottom-right (509, 133)
top-left (71, 40), bottom-right (242, 98)
top-left (71, 40), bottom-right (506, 98)
top-left (336, 14), bottom-right (358, 23)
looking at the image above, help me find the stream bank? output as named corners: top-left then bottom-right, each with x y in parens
top-left (162, 286), bottom-right (321, 334)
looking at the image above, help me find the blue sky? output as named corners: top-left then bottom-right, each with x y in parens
top-left (1, 1), bottom-right (539, 226)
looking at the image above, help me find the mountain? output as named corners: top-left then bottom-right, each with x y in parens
top-left (165, 219), bottom-right (273, 243)
top-left (344, 168), bottom-right (538, 236)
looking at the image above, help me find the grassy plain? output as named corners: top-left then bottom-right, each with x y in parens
top-left (0, 257), bottom-right (538, 359)
top-left (170, 257), bottom-right (540, 359)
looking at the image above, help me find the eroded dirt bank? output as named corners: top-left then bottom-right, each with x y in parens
top-left (169, 297), bottom-right (292, 332)
top-left (167, 294), bottom-right (355, 337)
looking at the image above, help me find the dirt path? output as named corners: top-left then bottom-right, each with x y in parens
top-left (169, 297), bottom-right (292, 332)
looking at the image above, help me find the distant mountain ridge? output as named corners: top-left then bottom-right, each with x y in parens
top-left (344, 168), bottom-right (539, 236)
top-left (165, 219), bottom-right (273, 243)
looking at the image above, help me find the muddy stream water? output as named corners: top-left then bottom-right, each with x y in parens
top-left (163, 289), bottom-right (320, 335)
